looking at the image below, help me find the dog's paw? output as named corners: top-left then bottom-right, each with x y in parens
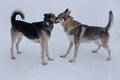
top-left (48, 58), bottom-right (54, 61)
top-left (60, 55), bottom-right (66, 58)
top-left (17, 51), bottom-right (22, 54)
top-left (92, 50), bottom-right (97, 53)
top-left (11, 57), bottom-right (16, 59)
top-left (106, 58), bottom-right (111, 61)
top-left (42, 62), bottom-right (48, 65)
top-left (69, 59), bottom-right (75, 63)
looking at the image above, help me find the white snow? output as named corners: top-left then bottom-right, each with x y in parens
top-left (0, 0), bottom-right (120, 80)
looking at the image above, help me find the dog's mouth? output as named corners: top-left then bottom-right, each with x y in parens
top-left (54, 17), bottom-right (60, 23)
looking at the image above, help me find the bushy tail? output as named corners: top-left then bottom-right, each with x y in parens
top-left (11, 9), bottom-right (25, 25)
top-left (105, 11), bottom-right (113, 31)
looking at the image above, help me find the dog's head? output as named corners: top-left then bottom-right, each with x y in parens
top-left (44, 13), bottom-right (57, 23)
top-left (55, 8), bottom-right (71, 23)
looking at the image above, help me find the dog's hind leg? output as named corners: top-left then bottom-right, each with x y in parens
top-left (40, 40), bottom-right (48, 65)
top-left (92, 40), bottom-right (101, 53)
top-left (101, 38), bottom-right (111, 61)
top-left (11, 30), bottom-right (19, 59)
top-left (16, 33), bottom-right (23, 53)
top-left (60, 41), bottom-right (73, 58)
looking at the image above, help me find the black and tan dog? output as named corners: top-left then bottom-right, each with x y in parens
top-left (56, 9), bottom-right (113, 62)
top-left (10, 9), bottom-right (57, 65)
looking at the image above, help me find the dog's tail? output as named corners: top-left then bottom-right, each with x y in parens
top-left (105, 11), bottom-right (113, 31)
top-left (11, 9), bottom-right (25, 25)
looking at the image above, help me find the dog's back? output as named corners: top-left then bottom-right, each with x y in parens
top-left (11, 10), bottom-right (40, 39)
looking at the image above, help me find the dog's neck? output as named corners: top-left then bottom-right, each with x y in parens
top-left (63, 17), bottom-right (73, 30)
top-left (44, 18), bottom-right (53, 24)
top-left (42, 21), bottom-right (53, 35)
top-left (64, 19), bottom-right (71, 30)
top-left (44, 20), bottom-right (53, 27)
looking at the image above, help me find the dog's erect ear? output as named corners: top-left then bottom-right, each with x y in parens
top-left (64, 8), bottom-right (69, 13)
top-left (66, 10), bottom-right (71, 15)
top-left (64, 8), bottom-right (71, 15)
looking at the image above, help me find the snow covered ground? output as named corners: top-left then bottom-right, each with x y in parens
top-left (0, 0), bottom-right (120, 80)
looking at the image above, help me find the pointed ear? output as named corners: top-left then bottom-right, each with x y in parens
top-left (66, 10), bottom-right (71, 15)
top-left (64, 8), bottom-right (69, 13)
top-left (64, 8), bottom-right (71, 15)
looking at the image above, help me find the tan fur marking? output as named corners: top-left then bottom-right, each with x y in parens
top-left (63, 16), bottom-right (81, 31)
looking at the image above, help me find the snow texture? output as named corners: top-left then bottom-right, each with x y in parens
top-left (0, 0), bottom-right (120, 80)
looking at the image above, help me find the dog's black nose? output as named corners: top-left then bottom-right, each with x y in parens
top-left (54, 18), bottom-right (59, 24)
top-left (55, 17), bottom-right (57, 20)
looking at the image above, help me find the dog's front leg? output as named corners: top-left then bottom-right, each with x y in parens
top-left (60, 41), bottom-right (73, 58)
top-left (41, 44), bottom-right (48, 65)
top-left (46, 42), bottom-right (54, 61)
top-left (69, 27), bottom-right (85, 62)
top-left (69, 42), bottom-right (80, 62)
top-left (40, 39), bottom-right (48, 65)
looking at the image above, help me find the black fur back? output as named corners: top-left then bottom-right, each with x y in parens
top-left (11, 10), bottom-right (54, 40)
